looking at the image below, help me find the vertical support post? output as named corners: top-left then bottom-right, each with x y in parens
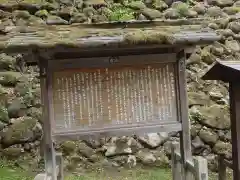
top-left (218, 155), bottom-right (227, 180)
top-left (171, 142), bottom-right (183, 180)
top-left (177, 50), bottom-right (193, 180)
top-left (229, 82), bottom-right (240, 180)
top-left (40, 60), bottom-right (57, 180)
top-left (193, 156), bottom-right (208, 180)
top-left (56, 153), bottom-right (64, 180)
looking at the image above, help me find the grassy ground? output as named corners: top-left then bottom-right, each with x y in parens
top-left (0, 159), bottom-right (232, 180)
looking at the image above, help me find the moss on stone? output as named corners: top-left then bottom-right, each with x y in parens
top-left (0, 105), bottom-right (9, 124)
top-left (1, 116), bottom-right (38, 147)
top-left (35, 9), bottom-right (49, 18)
top-left (108, 3), bottom-right (135, 21)
top-left (7, 98), bottom-right (27, 118)
top-left (190, 105), bottom-right (230, 130)
top-left (228, 21), bottom-right (240, 33)
top-left (0, 54), bottom-right (15, 71)
top-left (70, 13), bottom-right (87, 23)
top-left (13, 10), bottom-right (31, 19)
top-left (192, 3), bottom-right (206, 15)
top-left (26, 107), bottom-right (42, 121)
top-left (0, 85), bottom-right (8, 106)
top-left (128, 1), bottom-right (146, 10)
top-left (223, 6), bottom-right (240, 15)
top-left (0, 72), bottom-right (22, 86)
top-left (206, 6), bottom-right (226, 18)
top-left (46, 15), bottom-right (68, 25)
top-left (2, 147), bottom-right (23, 158)
top-left (123, 30), bottom-right (173, 45)
top-left (164, 8), bottom-right (181, 19)
top-left (171, 2), bottom-right (197, 18)
top-left (141, 8), bottom-right (162, 20)
top-left (213, 141), bottom-right (232, 159)
top-left (14, 81), bottom-right (31, 96)
top-left (40, 2), bottom-right (58, 11)
top-left (153, 0), bottom-right (168, 11)
top-left (61, 141), bottom-right (77, 154)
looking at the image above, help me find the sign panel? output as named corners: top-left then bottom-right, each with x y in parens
top-left (51, 63), bottom-right (178, 134)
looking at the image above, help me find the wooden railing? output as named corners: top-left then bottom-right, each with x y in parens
top-left (171, 142), bottom-right (208, 180)
top-left (34, 143), bottom-right (209, 180)
top-left (34, 153), bottom-right (64, 180)
top-left (218, 155), bottom-right (232, 180)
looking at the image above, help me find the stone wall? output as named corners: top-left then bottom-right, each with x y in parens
top-left (0, 0), bottom-right (238, 172)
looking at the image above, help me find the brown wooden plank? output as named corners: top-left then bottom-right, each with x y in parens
top-left (48, 53), bottom-right (176, 71)
top-left (53, 122), bottom-right (182, 142)
top-left (171, 142), bottom-right (183, 180)
top-left (177, 50), bottom-right (193, 180)
top-left (230, 82), bottom-right (240, 180)
top-left (218, 155), bottom-right (227, 180)
top-left (40, 61), bottom-right (58, 180)
top-left (193, 156), bottom-right (208, 180)
top-left (202, 61), bottom-right (240, 82)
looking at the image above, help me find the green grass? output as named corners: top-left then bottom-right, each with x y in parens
top-left (0, 159), bottom-right (233, 180)
top-left (66, 168), bottom-right (172, 180)
top-left (0, 164), bottom-right (32, 180)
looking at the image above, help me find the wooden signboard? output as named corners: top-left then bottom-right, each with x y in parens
top-left (49, 54), bottom-right (180, 137)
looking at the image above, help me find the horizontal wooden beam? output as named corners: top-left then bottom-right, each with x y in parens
top-left (53, 122), bottom-right (182, 142)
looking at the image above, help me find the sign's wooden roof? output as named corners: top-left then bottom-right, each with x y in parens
top-left (0, 19), bottom-right (220, 54)
top-left (202, 60), bottom-right (240, 82)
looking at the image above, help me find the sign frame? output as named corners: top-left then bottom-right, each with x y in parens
top-left (38, 48), bottom-right (192, 180)
top-left (46, 53), bottom-right (183, 140)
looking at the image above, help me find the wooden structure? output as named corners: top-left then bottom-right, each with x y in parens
top-left (202, 60), bottom-right (240, 180)
top-left (0, 20), bottom-right (220, 180)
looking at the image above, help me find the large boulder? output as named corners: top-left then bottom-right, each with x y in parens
top-left (138, 132), bottom-right (169, 148)
top-left (189, 105), bottom-right (230, 130)
top-left (77, 142), bottom-right (102, 162)
top-left (208, 0), bottom-right (234, 7)
top-left (2, 146), bottom-right (24, 159)
top-left (0, 54), bottom-right (15, 71)
top-left (188, 92), bottom-right (211, 107)
top-left (1, 116), bottom-right (42, 147)
top-left (141, 8), bottom-right (162, 19)
top-left (104, 137), bottom-right (142, 157)
top-left (0, 72), bottom-right (22, 86)
top-left (199, 128), bottom-right (219, 146)
top-left (136, 149), bottom-right (156, 165)
top-left (213, 141), bottom-right (232, 159)
top-left (7, 98), bottom-right (27, 118)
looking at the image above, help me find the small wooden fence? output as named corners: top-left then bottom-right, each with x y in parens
top-left (34, 142), bottom-right (209, 180)
top-left (34, 153), bottom-right (64, 180)
top-left (171, 142), bottom-right (208, 180)
top-left (218, 155), bottom-right (232, 180)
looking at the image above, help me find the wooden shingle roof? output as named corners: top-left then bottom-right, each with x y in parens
top-left (0, 19), bottom-right (221, 53)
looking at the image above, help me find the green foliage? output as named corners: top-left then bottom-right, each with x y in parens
top-left (108, 4), bottom-right (135, 21)
top-left (174, 3), bottom-right (189, 16)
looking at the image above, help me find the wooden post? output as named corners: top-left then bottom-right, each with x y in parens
top-left (56, 153), bottom-right (64, 180)
top-left (177, 50), bottom-right (193, 180)
top-left (40, 61), bottom-right (58, 180)
top-left (193, 156), bottom-right (208, 180)
top-left (171, 142), bottom-right (183, 180)
top-left (229, 82), bottom-right (240, 180)
top-left (218, 155), bottom-right (227, 180)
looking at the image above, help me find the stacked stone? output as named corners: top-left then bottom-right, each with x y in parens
top-left (0, 0), bottom-right (239, 172)
top-left (0, 0), bottom-right (240, 25)
top-left (0, 53), bottom-right (42, 167)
